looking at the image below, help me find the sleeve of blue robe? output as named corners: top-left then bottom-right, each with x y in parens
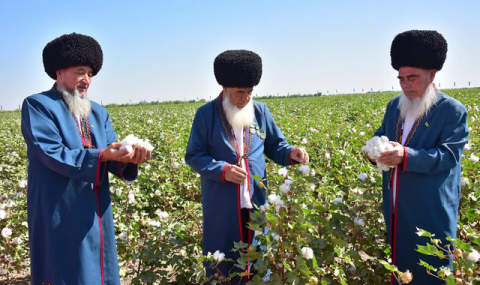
top-left (404, 104), bottom-right (468, 174)
top-left (22, 97), bottom-right (137, 184)
top-left (262, 105), bottom-right (296, 166)
top-left (185, 107), bottom-right (228, 182)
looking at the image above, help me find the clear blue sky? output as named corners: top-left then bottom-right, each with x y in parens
top-left (1, 0), bottom-right (479, 110)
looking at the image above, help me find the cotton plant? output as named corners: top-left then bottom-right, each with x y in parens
top-left (216, 168), bottom-right (326, 285)
top-left (414, 228), bottom-right (480, 284)
top-left (362, 135), bottom-right (395, 173)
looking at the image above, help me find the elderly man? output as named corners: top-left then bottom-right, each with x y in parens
top-left (21, 33), bottom-right (151, 284)
top-left (372, 30), bottom-right (468, 284)
top-left (185, 50), bottom-right (309, 284)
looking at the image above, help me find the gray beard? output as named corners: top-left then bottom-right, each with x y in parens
top-left (398, 84), bottom-right (437, 119)
top-left (222, 91), bottom-right (255, 129)
top-left (57, 85), bottom-right (92, 118)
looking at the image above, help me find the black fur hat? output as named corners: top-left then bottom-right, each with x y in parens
top-left (214, 50), bottom-right (262, 88)
top-left (42, 33), bottom-right (103, 80)
top-left (390, 30), bottom-right (447, 71)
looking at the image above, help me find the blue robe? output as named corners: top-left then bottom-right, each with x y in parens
top-left (185, 95), bottom-right (297, 284)
top-left (375, 92), bottom-right (468, 284)
top-left (21, 87), bottom-right (138, 285)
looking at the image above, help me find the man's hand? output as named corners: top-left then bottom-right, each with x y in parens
top-left (101, 142), bottom-right (134, 163)
top-left (101, 142), bottom-right (152, 164)
top-left (378, 142), bottom-right (404, 166)
top-left (130, 146), bottom-right (152, 165)
top-left (290, 148), bottom-right (309, 165)
top-left (224, 164), bottom-right (247, 184)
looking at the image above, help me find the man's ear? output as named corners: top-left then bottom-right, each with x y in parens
top-left (56, 69), bottom-right (63, 80)
top-left (429, 69), bottom-right (437, 83)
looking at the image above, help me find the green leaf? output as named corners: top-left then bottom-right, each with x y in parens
top-left (252, 175), bottom-right (263, 181)
top-left (378, 260), bottom-right (398, 272)
top-left (416, 228), bottom-right (432, 237)
top-left (416, 243), bottom-right (444, 257)
top-left (418, 259), bottom-right (437, 272)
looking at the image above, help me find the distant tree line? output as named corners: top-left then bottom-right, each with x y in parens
top-left (102, 92), bottom-right (322, 108)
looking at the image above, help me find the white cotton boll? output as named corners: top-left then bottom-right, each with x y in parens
top-left (158, 211), bottom-right (169, 219)
top-left (362, 136), bottom-right (396, 173)
top-left (299, 165), bottom-right (310, 175)
top-left (339, 150), bottom-right (345, 156)
top-left (120, 134), bottom-right (154, 152)
top-left (171, 162), bottom-right (180, 168)
top-left (213, 250), bottom-right (225, 262)
top-left (147, 119), bottom-right (153, 124)
top-left (469, 154), bottom-right (479, 163)
top-left (467, 250), bottom-right (480, 262)
top-left (301, 138), bottom-right (308, 144)
top-left (115, 188), bottom-right (122, 196)
top-left (301, 247), bottom-right (314, 260)
top-left (359, 173), bottom-right (368, 181)
top-left (461, 178), bottom-right (469, 186)
top-left (465, 143), bottom-right (472, 151)
top-left (272, 195), bottom-right (283, 206)
top-left (0, 268), bottom-right (6, 275)
top-left (155, 189), bottom-right (161, 196)
top-left (11, 237), bottom-right (22, 245)
top-left (351, 188), bottom-right (363, 196)
top-left (359, 132), bottom-right (366, 136)
top-left (127, 193), bottom-right (135, 203)
top-left (0, 210), bottom-right (6, 220)
top-left (143, 140), bottom-right (154, 151)
top-left (124, 134), bottom-right (137, 146)
top-left (148, 220), bottom-right (161, 227)
top-left (333, 198), bottom-right (342, 205)
top-left (268, 194), bottom-right (278, 204)
top-left (1, 227), bottom-right (12, 238)
top-left (354, 217), bottom-right (365, 227)
top-left (18, 180), bottom-right (27, 188)
top-left (285, 179), bottom-right (293, 186)
top-left (145, 164), bottom-right (151, 170)
top-left (325, 153), bottom-right (331, 159)
top-left (307, 184), bottom-right (316, 191)
top-left (280, 184), bottom-right (290, 194)
top-left (278, 167), bottom-right (288, 177)
top-left (119, 232), bottom-right (127, 241)
top-left (125, 145), bottom-right (133, 153)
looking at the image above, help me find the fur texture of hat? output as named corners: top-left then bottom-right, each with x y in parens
top-left (390, 30), bottom-right (447, 71)
top-left (42, 33), bottom-right (103, 80)
top-left (214, 50), bottom-right (262, 88)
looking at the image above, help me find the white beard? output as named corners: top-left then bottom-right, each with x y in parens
top-left (398, 84), bottom-right (437, 119)
top-left (57, 85), bottom-right (92, 118)
top-left (222, 91), bottom-right (255, 129)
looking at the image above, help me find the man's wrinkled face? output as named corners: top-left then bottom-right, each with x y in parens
top-left (223, 87), bottom-right (253, 108)
top-left (56, 66), bottom-right (93, 96)
top-left (397, 67), bottom-right (436, 99)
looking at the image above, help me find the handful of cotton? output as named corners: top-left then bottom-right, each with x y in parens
top-left (362, 136), bottom-right (394, 173)
top-left (119, 134), bottom-right (154, 153)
